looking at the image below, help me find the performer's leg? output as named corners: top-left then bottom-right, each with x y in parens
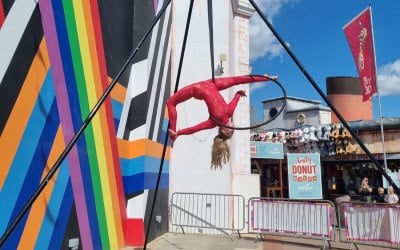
top-left (213, 75), bottom-right (269, 91)
top-left (166, 98), bottom-right (178, 134)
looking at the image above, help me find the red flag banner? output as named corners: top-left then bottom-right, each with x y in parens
top-left (343, 7), bottom-right (377, 102)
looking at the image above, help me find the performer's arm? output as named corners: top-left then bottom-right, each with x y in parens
top-left (176, 119), bottom-right (216, 136)
top-left (227, 91), bottom-right (246, 116)
top-left (214, 75), bottom-right (274, 90)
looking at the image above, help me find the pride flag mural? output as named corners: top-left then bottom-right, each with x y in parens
top-left (0, 0), bottom-right (171, 248)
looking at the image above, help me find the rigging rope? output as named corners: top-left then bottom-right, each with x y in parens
top-left (144, 0), bottom-right (194, 249)
top-left (207, 0), bottom-right (216, 82)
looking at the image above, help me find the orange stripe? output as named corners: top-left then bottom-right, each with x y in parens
top-left (0, 39), bottom-right (50, 189)
top-left (110, 78), bottom-right (126, 104)
top-left (91, 1), bottom-right (127, 244)
top-left (83, 2), bottom-right (124, 246)
top-left (17, 127), bottom-right (65, 249)
top-left (117, 138), bottom-right (170, 160)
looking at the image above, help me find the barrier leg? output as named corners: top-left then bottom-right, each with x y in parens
top-left (323, 239), bottom-right (332, 249)
top-left (230, 230), bottom-right (241, 240)
top-left (254, 232), bottom-right (263, 243)
top-left (349, 242), bottom-right (359, 250)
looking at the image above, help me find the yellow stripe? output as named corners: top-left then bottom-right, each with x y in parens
top-left (0, 39), bottom-right (49, 189)
top-left (84, 1), bottom-right (124, 246)
top-left (73, 0), bottom-right (118, 247)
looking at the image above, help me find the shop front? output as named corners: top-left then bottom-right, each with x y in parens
top-left (251, 152), bottom-right (400, 201)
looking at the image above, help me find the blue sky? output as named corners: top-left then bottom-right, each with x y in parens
top-left (249, 0), bottom-right (400, 120)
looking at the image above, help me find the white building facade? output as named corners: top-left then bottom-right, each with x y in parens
top-left (169, 0), bottom-right (259, 223)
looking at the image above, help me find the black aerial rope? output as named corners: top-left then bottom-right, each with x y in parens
top-left (143, 0), bottom-right (195, 249)
top-left (0, 0), bottom-right (173, 248)
top-left (248, 0), bottom-right (399, 193)
top-left (206, 0), bottom-right (288, 130)
top-left (207, 0), bottom-right (216, 82)
top-left (211, 76), bottom-right (287, 130)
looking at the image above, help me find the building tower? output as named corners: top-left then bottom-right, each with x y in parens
top-left (326, 76), bottom-right (373, 123)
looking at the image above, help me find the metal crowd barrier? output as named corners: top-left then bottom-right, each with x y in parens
top-left (170, 192), bottom-right (245, 238)
top-left (338, 201), bottom-right (400, 249)
top-left (248, 197), bottom-right (335, 249)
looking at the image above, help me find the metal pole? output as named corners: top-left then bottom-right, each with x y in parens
top-left (248, 0), bottom-right (399, 193)
top-left (370, 5), bottom-right (389, 188)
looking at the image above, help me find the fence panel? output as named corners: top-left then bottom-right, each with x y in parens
top-left (170, 192), bottom-right (245, 235)
top-left (338, 201), bottom-right (400, 249)
top-left (248, 197), bottom-right (335, 243)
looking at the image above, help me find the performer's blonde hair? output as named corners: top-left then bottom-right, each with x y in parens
top-left (211, 128), bottom-right (233, 169)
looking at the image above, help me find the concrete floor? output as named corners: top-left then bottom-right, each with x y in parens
top-left (142, 232), bottom-right (391, 250)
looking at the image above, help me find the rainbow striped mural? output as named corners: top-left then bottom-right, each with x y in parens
top-left (0, 0), bottom-right (171, 248)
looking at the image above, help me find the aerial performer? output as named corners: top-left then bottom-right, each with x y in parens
top-left (166, 74), bottom-right (278, 168)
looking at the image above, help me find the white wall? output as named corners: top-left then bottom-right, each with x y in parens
top-left (169, 0), bottom-right (258, 201)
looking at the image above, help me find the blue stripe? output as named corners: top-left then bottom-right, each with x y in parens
top-left (36, 160), bottom-right (71, 249)
top-left (122, 173), bottom-right (169, 195)
top-left (113, 118), bottom-right (120, 133)
top-left (111, 98), bottom-right (122, 120)
top-left (161, 118), bottom-right (170, 145)
top-left (47, 179), bottom-right (73, 250)
top-left (0, 71), bottom-right (55, 234)
top-left (5, 99), bottom-right (60, 249)
top-left (52, 0), bottom-right (101, 246)
top-left (120, 156), bottom-right (169, 176)
top-left (111, 98), bottom-right (122, 132)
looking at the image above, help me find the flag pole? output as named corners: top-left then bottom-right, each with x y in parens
top-left (370, 5), bottom-right (389, 188)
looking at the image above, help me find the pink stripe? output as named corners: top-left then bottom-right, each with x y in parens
top-left (37, 1), bottom-right (93, 249)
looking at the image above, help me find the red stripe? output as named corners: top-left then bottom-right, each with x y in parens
top-left (0, 0), bottom-right (4, 28)
top-left (89, 0), bottom-right (127, 237)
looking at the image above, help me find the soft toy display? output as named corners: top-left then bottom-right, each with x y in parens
top-left (250, 122), bottom-right (359, 156)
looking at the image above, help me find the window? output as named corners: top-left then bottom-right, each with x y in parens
top-left (269, 107), bottom-right (278, 118)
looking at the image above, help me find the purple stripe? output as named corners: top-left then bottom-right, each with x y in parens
top-left (37, 1), bottom-right (93, 249)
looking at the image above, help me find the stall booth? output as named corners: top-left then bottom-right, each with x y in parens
top-left (250, 142), bottom-right (285, 198)
top-left (322, 153), bottom-right (400, 202)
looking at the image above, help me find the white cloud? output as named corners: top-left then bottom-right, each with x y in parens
top-left (377, 59), bottom-right (400, 96)
top-left (249, 81), bottom-right (266, 92)
top-left (249, 0), bottom-right (298, 61)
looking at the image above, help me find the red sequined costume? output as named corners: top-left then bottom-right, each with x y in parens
top-left (166, 75), bottom-right (270, 137)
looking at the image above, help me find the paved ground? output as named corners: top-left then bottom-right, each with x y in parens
top-left (143, 232), bottom-right (390, 250)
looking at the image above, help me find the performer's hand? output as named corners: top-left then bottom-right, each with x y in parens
top-left (168, 129), bottom-right (177, 146)
top-left (237, 90), bottom-right (247, 97)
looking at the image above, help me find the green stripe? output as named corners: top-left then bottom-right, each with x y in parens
top-left (62, 1), bottom-right (110, 249)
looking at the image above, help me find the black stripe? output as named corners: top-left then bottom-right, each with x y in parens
top-left (156, 62), bottom-right (171, 142)
top-left (122, 5), bottom-right (169, 140)
top-left (0, 6), bottom-right (42, 136)
top-left (123, 92), bottom-right (148, 140)
top-left (123, 0), bottom-right (159, 140)
top-left (98, 0), bottom-right (134, 88)
top-left (2, 0), bottom-right (15, 17)
top-left (149, 9), bottom-right (171, 139)
top-left (132, 0), bottom-right (154, 65)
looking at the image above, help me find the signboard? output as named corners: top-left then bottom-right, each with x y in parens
top-left (287, 153), bottom-right (322, 199)
top-left (250, 142), bottom-right (283, 159)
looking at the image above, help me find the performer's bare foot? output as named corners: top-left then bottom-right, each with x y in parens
top-left (264, 74), bottom-right (278, 81)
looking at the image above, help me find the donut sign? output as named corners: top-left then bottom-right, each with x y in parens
top-left (287, 153), bottom-right (323, 199)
